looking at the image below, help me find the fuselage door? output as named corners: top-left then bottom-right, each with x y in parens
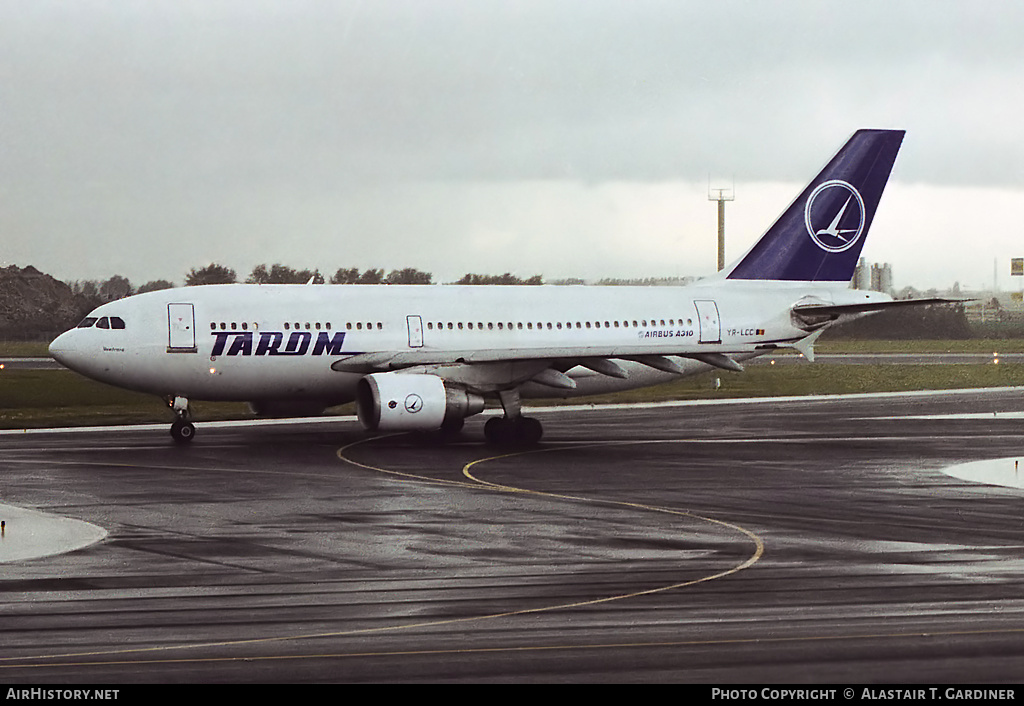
top-left (407, 315), bottom-right (424, 348)
top-left (167, 303), bottom-right (197, 352)
top-left (694, 300), bottom-right (722, 344)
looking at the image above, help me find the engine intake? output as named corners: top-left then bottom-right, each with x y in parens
top-left (356, 372), bottom-right (485, 432)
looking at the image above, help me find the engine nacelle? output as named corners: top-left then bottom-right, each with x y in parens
top-left (356, 372), bottom-right (485, 432)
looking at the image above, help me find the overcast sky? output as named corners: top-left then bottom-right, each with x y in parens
top-left (1, 0), bottom-right (1022, 291)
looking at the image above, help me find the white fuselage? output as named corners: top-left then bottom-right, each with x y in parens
top-left (48, 280), bottom-right (888, 406)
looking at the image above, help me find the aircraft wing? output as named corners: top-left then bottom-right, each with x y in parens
top-left (331, 344), bottom-right (746, 373)
top-left (328, 342), bottom-right (754, 394)
top-left (330, 297), bottom-right (969, 385)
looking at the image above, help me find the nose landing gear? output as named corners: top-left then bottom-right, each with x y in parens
top-left (168, 396), bottom-right (195, 444)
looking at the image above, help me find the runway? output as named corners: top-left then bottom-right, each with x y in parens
top-left (2, 389), bottom-right (1024, 683)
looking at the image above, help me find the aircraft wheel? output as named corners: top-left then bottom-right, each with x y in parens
top-left (519, 416), bottom-right (543, 445)
top-left (484, 417), bottom-right (508, 445)
top-left (484, 417), bottom-right (542, 447)
top-left (170, 420), bottom-right (196, 444)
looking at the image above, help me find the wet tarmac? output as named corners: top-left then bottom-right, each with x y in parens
top-left (2, 389), bottom-right (1024, 683)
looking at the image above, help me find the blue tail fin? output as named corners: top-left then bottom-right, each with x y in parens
top-left (726, 129), bottom-right (905, 282)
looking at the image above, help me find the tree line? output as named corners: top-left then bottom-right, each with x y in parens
top-left (182, 264), bottom-right (438, 286)
top-left (182, 264), bottom-right (545, 286)
top-left (67, 264), bottom-right (551, 305)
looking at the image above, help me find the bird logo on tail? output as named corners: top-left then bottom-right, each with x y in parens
top-left (804, 180), bottom-right (865, 253)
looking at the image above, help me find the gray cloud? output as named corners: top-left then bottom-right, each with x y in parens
top-left (1, 0), bottom-right (1022, 286)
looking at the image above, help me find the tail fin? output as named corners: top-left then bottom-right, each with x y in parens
top-left (726, 129), bottom-right (905, 282)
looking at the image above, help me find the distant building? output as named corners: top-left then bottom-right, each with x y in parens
top-left (852, 258), bottom-right (893, 295)
top-left (871, 262), bottom-right (893, 294)
top-left (852, 258), bottom-right (869, 290)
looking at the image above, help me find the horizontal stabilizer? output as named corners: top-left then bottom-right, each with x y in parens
top-left (793, 297), bottom-right (969, 318)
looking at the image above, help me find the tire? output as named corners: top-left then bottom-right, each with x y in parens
top-left (170, 421), bottom-right (196, 444)
top-left (519, 417), bottom-right (543, 445)
top-left (484, 417), bottom-right (543, 447)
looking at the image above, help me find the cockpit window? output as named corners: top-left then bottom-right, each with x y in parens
top-left (76, 317), bottom-right (98, 328)
top-left (88, 316), bottom-right (125, 330)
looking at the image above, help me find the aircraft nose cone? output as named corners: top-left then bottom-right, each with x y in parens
top-left (48, 331), bottom-right (77, 369)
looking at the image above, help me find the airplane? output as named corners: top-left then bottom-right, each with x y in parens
top-left (49, 128), bottom-right (952, 446)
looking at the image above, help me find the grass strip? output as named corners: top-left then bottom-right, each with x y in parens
top-left (2, 363), bottom-right (1021, 429)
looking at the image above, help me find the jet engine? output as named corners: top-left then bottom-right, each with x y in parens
top-left (356, 372), bottom-right (485, 432)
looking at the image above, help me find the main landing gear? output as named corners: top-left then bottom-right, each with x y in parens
top-left (168, 396), bottom-right (195, 444)
top-left (483, 389), bottom-right (543, 447)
